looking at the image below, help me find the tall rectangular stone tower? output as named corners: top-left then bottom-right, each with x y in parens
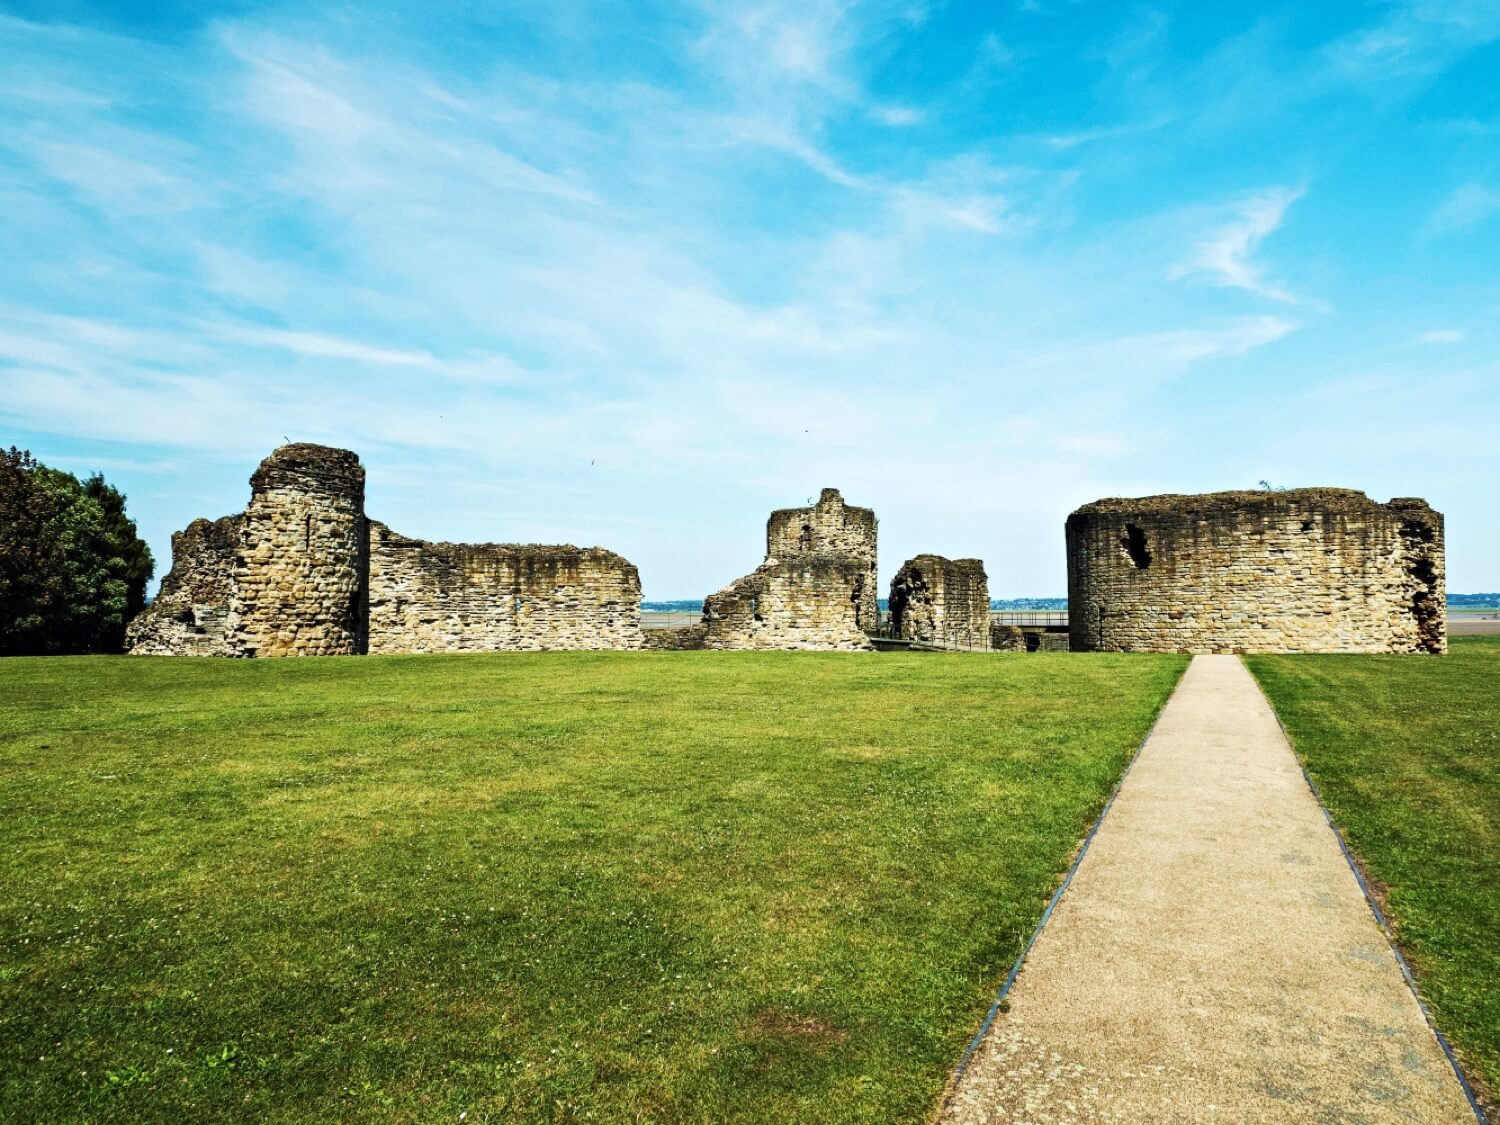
top-left (765, 488), bottom-right (879, 632)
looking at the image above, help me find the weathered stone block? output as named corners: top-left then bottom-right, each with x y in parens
top-left (990, 624), bottom-right (1026, 652)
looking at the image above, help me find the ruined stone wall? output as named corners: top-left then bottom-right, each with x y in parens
top-left (889, 555), bottom-right (991, 650)
top-left (227, 445), bottom-right (367, 657)
top-left (766, 488), bottom-right (879, 631)
top-left (125, 515), bottom-right (242, 656)
top-left (641, 624), bottom-right (709, 650)
top-left (366, 524), bottom-right (643, 653)
top-left (990, 623), bottom-right (1026, 652)
top-left (129, 442), bottom-right (652, 658)
top-left (702, 557), bottom-right (873, 651)
top-left (1066, 489), bottom-right (1445, 654)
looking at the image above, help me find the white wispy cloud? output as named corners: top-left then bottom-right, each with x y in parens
top-left (870, 104), bottom-right (923, 126)
top-left (1170, 187), bottom-right (1304, 302)
top-left (1325, 0), bottom-right (1500, 81)
top-left (1428, 183), bottom-right (1500, 234)
top-left (1045, 117), bottom-right (1171, 149)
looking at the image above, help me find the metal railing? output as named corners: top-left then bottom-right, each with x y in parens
top-left (643, 608), bottom-right (1072, 632)
top-left (640, 611), bottom-right (702, 630)
top-left (990, 611), bottom-right (1069, 628)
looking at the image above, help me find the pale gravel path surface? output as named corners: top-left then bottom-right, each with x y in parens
top-left (942, 654), bottom-right (1476, 1124)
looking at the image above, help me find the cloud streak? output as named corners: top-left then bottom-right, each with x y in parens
top-left (1170, 188), bottom-right (1304, 303)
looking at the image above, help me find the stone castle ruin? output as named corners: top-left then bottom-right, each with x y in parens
top-left (698, 488), bottom-right (878, 651)
top-left (1066, 489), bottom-right (1445, 654)
top-left (128, 444), bottom-right (644, 657)
top-left (889, 555), bottom-right (991, 650)
top-left (128, 444), bottom-right (1447, 658)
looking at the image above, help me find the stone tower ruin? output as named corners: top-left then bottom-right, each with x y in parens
top-left (766, 488), bottom-right (879, 632)
top-left (1066, 489), bottom-right (1445, 654)
top-left (889, 555), bottom-right (991, 650)
top-left (699, 488), bottom-right (877, 650)
top-left (228, 444), bottom-right (367, 658)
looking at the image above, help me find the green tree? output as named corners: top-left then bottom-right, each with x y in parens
top-left (83, 472), bottom-right (155, 639)
top-left (0, 449), bottom-right (154, 654)
top-left (0, 448), bottom-right (67, 655)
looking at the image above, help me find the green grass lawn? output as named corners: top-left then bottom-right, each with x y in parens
top-left (1248, 638), bottom-right (1500, 1116)
top-left (0, 651), bottom-right (1183, 1123)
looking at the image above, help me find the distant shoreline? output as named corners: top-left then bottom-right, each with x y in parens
top-left (643, 599), bottom-right (1500, 614)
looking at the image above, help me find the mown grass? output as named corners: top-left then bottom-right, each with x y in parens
top-left (1248, 638), bottom-right (1500, 1115)
top-left (0, 651), bottom-right (1183, 1123)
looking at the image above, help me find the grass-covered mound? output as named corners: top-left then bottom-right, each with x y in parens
top-left (1249, 638), bottom-right (1500, 1117)
top-left (0, 651), bottom-right (1183, 1122)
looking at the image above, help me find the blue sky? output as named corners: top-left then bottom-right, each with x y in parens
top-left (2, 0), bottom-right (1497, 598)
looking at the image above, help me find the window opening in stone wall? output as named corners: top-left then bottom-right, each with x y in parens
top-left (1120, 523), bottom-right (1152, 569)
top-left (513, 597), bottom-right (523, 614)
top-left (799, 524), bottom-right (813, 550)
top-left (304, 513), bottom-right (312, 549)
top-left (1300, 519), bottom-right (1314, 533)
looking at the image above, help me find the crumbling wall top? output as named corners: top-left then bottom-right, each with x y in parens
top-left (768, 488), bottom-right (874, 525)
top-left (370, 523), bottom-right (635, 568)
top-left (250, 443), bottom-right (365, 496)
top-left (903, 552), bottom-right (985, 572)
top-left (1069, 488), bottom-right (1391, 519)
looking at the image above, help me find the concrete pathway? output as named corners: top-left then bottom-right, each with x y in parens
top-left (943, 655), bottom-right (1476, 1124)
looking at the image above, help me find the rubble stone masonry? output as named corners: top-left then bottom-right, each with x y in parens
top-left (227, 444), bottom-right (367, 657)
top-left (766, 488), bottom-right (879, 631)
top-left (131, 448), bottom-right (1447, 660)
top-left (889, 555), bottom-right (991, 650)
top-left (1066, 489), bottom-right (1445, 654)
top-left (702, 557), bottom-right (873, 651)
top-left (129, 443), bottom-right (647, 657)
top-left (700, 487), bottom-right (877, 651)
top-left (124, 514), bottom-right (242, 656)
top-left (366, 525), bottom-right (643, 653)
